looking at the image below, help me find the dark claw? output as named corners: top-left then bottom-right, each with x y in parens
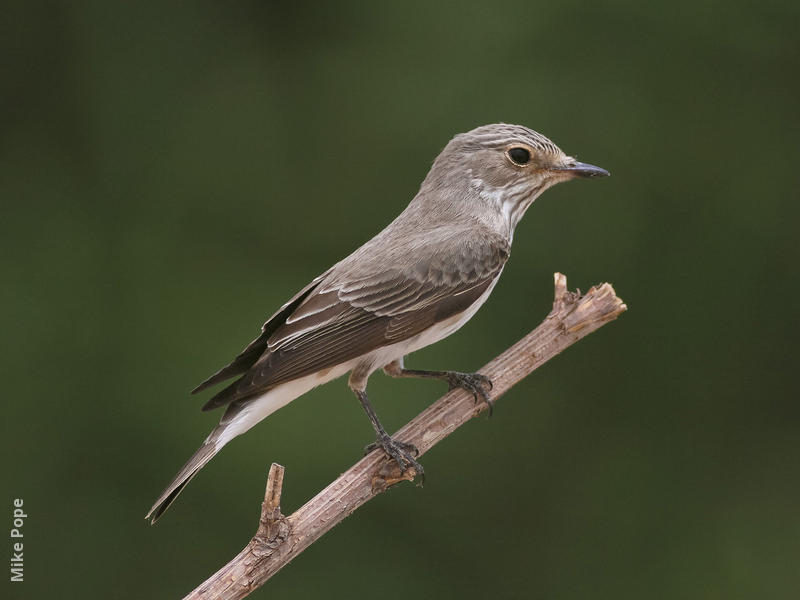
top-left (369, 434), bottom-right (424, 480)
top-left (445, 372), bottom-right (494, 417)
top-left (484, 397), bottom-right (495, 418)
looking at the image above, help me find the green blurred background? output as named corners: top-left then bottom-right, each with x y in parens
top-left (3, 1), bottom-right (799, 598)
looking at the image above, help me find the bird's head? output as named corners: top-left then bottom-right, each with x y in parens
top-left (420, 123), bottom-right (609, 235)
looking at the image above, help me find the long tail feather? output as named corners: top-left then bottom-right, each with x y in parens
top-left (146, 440), bottom-right (219, 524)
top-left (148, 373), bottom-right (326, 524)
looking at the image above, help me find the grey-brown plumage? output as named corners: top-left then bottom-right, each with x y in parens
top-left (147, 123), bottom-right (608, 523)
top-left (199, 230), bottom-right (509, 411)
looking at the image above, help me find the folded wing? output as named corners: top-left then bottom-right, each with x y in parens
top-left (197, 230), bottom-right (509, 411)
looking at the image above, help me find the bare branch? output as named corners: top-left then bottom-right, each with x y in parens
top-left (256, 463), bottom-right (285, 540)
top-left (184, 273), bottom-right (627, 599)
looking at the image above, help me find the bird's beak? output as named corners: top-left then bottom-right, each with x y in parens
top-left (552, 161), bottom-right (610, 179)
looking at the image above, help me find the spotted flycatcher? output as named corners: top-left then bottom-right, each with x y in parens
top-left (147, 123), bottom-right (609, 522)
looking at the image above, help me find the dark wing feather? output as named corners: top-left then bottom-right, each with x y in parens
top-left (190, 270), bottom-right (330, 395)
top-left (201, 233), bottom-right (509, 411)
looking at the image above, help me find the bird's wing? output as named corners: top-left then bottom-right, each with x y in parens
top-left (190, 269), bottom-right (332, 395)
top-left (201, 231), bottom-right (509, 411)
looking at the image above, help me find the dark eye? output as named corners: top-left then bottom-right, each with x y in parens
top-left (507, 147), bottom-right (531, 165)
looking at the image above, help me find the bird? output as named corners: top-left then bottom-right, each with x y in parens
top-left (146, 123), bottom-right (609, 523)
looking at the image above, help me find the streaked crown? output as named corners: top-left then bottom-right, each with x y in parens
top-left (452, 123), bottom-right (564, 156)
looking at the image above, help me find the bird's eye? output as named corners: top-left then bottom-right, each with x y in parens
top-left (507, 147), bottom-right (531, 166)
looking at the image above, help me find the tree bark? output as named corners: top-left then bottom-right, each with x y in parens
top-left (185, 273), bottom-right (627, 599)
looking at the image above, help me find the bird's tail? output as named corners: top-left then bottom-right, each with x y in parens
top-left (146, 432), bottom-right (222, 524)
top-left (146, 372), bottom-right (329, 523)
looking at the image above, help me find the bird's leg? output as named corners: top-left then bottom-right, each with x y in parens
top-left (349, 369), bottom-right (424, 478)
top-left (383, 358), bottom-right (494, 416)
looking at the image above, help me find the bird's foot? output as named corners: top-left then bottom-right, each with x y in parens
top-left (365, 435), bottom-right (424, 480)
top-left (445, 371), bottom-right (494, 416)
